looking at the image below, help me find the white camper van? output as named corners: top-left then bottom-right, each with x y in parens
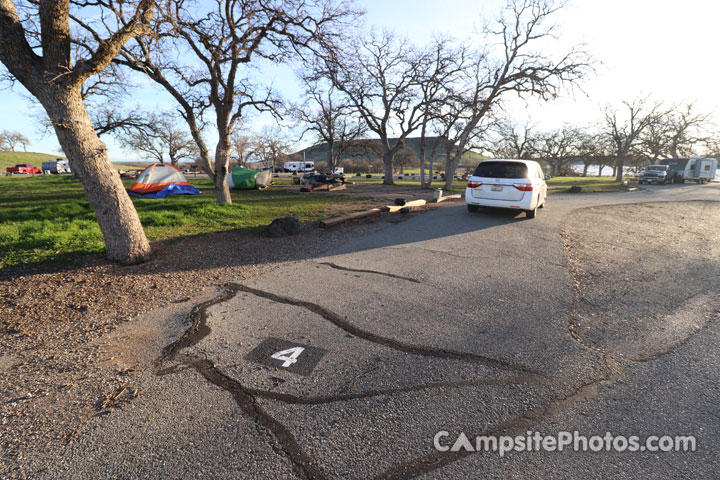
top-left (41, 159), bottom-right (71, 174)
top-left (283, 161), bottom-right (315, 173)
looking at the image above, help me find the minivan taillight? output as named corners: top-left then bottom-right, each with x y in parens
top-left (467, 181), bottom-right (483, 188)
top-left (513, 183), bottom-right (534, 191)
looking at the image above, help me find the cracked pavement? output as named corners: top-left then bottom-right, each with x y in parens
top-left (37, 183), bottom-right (720, 478)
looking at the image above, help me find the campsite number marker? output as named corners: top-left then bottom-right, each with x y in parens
top-left (271, 347), bottom-right (305, 367)
top-left (246, 337), bottom-right (327, 376)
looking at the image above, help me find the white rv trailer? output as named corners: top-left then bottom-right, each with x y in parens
top-left (660, 157), bottom-right (718, 184)
top-left (283, 161), bottom-right (315, 173)
top-left (41, 159), bottom-right (71, 174)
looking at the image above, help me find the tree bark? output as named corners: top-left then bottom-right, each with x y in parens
top-left (382, 151), bottom-right (395, 185)
top-left (213, 139), bottom-right (232, 204)
top-left (444, 150), bottom-right (462, 190)
top-left (327, 141), bottom-right (335, 173)
top-left (39, 86), bottom-right (150, 263)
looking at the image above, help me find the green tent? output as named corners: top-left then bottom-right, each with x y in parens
top-left (226, 166), bottom-right (272, 189)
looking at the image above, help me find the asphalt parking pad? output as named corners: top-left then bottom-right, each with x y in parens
top-left (245, 337), bottom-right (328, 376)
top-left (192, 290), bottom-right (513, 399)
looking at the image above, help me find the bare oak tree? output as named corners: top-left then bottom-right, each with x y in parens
top-left (604, 96), bottom-right (665, 181)
top-left (112, 0), bottom-right (356, 203)
top-left (535, 125), bottom-right (577, 176)
top-left (0, 0), bottom-right (152, 263)
top-left (640, 101), bottom-right (715, 159)
top-left (289, 74), bottom-right (365, 173)
top-left (251, 126), bottom-right (292, 171)
top-left (0, 129), bottom-right (29, 151)
top-left (439, 0), bottom-right (591, 190)
top-left (229, 128), bottom-right (251, 167)
top-left (417, 38), bottom-right (465, 188)
top-left (486, 121), bottom-right (538, 160)
top-left (573, 128), bottom-right (612, 176)
top-left (323, 31), bottom-right (427, 185)
top-left (116, 112), bottom-right (196, 167)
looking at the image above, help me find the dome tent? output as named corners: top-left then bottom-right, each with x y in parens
top-left (128, 163), bottom-right (201, 198)
top-left (226, 166), bottom-right (272, 189)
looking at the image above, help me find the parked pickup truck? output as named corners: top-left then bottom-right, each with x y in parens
top-left (638, 165), bottom-right (673, 184)
top-left (6, 164), bottom-right (42, 175)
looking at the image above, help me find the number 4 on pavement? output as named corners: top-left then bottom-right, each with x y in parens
top-left (271, 346), bottom-right (305, 367)
top-left (246, 337), bottom-right (327, 376)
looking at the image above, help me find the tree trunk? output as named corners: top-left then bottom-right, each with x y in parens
top-left (327, 142), bottom-right (335, 173)
top-left (213, 140), bottom-right (232, 204)
top-left (39, 86), bottom-right (150, 264)
top-left (427, 153), bottom-right (434, 188)
top-left (419, 147), bottom-right (427, 188)
top-left (382, 151), bottom-right (394, 185)
top-left (443, 150), bottom-right (462, 190)
top-left (612, 163), bottom-right (619, 179)
top-left (582, 163), bottom-right (588, 176)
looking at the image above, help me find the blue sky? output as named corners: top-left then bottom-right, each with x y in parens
top-left (1, 0), bottom-right (718, 159)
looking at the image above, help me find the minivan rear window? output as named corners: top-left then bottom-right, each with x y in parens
top-left (473, 161), bottom-right (528, 178)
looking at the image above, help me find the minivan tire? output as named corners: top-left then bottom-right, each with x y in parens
top-left (526, 205), bottom-right (537, 219)
top-left (467, 205), bottom-right (479, 213)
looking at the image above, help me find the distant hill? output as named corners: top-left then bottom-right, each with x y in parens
top-left (293, 137), bottom-right (486, 167)
top-left (0, 151), bottom-right (66, 171)
top-left (110, 161), bottom-right (154, 171)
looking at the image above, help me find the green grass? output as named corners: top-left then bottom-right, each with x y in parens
top-left (0, 176), bottom-right (367, 268)
top-left (545, 176), bottom-right (625, 194)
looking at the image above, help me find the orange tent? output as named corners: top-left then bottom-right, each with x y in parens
top-left (128, 163), bottom-right (193, 194)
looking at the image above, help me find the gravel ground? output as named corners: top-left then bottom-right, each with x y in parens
top-left (561, 201), bottom-right (720, 360)
top-left (0, 213), bottom-right (411, 478)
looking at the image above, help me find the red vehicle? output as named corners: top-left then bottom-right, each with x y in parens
top-left (6, 164), bottom-right (42, 175)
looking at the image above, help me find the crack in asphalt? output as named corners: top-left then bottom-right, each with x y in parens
top-left (154, 282), bottom-right (565, 479)
top-left (373, 363), bottom-right (623, 479)
top-left (155, 284), bottom-right (328, 480)
top-left (370, 248), bottom-right (632, 479)
top-left (608, 294), bottom-right (719, 363)
top-left (157, 215), bottom-right (715, 479)
top-left (157, 285), bottom-right (241, 364)
top-left (233, 283), bottom-right (553, 380)
top-left (317, 262), bottom-right (422, 283)
top-left (186, 355), bottom-right (329, 480)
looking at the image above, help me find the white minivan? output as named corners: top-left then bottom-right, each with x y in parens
top-left (465, 159), bottom-right (547, 218)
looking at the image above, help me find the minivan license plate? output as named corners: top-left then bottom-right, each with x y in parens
top-left (491, 185), bottom-right (503, 192)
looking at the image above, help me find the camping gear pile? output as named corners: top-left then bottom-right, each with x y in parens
top-left (227, 166), bottom-right (272, 189)
top-left (299, 172), bottom-right (346, 192)
top-left (127, 163), bottom-right (201, 198)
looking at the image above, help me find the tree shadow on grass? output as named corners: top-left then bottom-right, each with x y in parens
top-left (0, 204), bottom-right (526, 282)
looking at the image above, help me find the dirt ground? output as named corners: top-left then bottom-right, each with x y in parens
top-left (0, 209), bottom-right (421, 478)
